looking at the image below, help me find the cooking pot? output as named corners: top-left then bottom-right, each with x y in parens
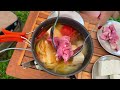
top-left (31, 17), bottom-right (94, 79)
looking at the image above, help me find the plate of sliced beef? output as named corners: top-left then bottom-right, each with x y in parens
top-left (97, 20), bottom-right (120, 56)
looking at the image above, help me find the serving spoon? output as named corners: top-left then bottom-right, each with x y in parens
top-left (50, 11), bottom-right (60, 49)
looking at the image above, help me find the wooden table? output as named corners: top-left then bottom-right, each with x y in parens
top-left (6, 11), bottom-right (110, 79)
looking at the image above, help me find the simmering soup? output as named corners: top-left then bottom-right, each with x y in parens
top-left (35, 24), bottom-right (87, 75)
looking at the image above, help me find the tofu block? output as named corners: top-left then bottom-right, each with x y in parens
top-left (72, 52), bottom-right (84, 65)
top-left (95, 76), bottom-right (109, 79)
top-left (110, 75), bottom-right (120, 79)
top-left (98, 60), bottom-right (120, 76)
top-left (72, 45), bottom-right (84, 65)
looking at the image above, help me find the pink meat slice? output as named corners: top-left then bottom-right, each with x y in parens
top-left (100, 24), bottom-right (119, 51)
top-left (48, 36), bottom-right (73, 62)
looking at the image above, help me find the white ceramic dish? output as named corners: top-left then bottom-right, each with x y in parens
top-left (47, 11), bottom-right (84, 26)
top-left (97, 20), bottom-right (120, 56)
top-left (92, 55), bottom-right (120, 79)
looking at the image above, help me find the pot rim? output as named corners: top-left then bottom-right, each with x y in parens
top-left (31, 17), bottom-right (94, 77)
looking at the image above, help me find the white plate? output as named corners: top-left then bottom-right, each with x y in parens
top-left (92, 55), bottom-right (120, 79)
top-left (97, 20), bottom-right (120, 56)
top-left (47, 11), bottom-right (84, 26)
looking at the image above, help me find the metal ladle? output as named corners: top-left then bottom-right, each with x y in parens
top-left (50, 11), bottom-right (92, 58)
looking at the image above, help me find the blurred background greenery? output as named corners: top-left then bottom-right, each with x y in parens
top-left (0, 11), bottom-right (29, 79)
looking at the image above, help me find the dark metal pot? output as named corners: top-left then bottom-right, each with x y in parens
top-left (31, 17), bottom-right (93, 79)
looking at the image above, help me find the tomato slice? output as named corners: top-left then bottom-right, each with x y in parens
top-left (60, 25), bottom-right (76, 37)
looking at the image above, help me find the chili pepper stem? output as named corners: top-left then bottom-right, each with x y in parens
top-left (21, 36), bottom-right (31, 44)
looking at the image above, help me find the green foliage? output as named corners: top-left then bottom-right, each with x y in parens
top-left (0, 11), bottom-right (29, 79)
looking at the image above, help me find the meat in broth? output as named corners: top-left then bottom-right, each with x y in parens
top-left (35, 24), bottom-right (87, 75)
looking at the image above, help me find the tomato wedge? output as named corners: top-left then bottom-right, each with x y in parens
top-left (60, 25), bottom-right (76, 37)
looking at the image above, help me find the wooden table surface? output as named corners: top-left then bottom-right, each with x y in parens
top-left (6, 11), bottom-right (110, 79)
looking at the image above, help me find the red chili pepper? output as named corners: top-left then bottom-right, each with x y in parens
top-left (0, 35), bottom-right (22, 38)
top-left (0, 35), bottom-right (24, 42)
top-left (0, 38), bottom-right (23, 42)
top-left (0, 28), bottom-right (29, 42)
top-left (37, 30), bottom-right (47, 39)
top-left (2, 28), bottom-right (26, 37)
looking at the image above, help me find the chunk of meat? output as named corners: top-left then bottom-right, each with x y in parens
top-left (100, 24), bottom-right (119, 51)
top-left (55, 36), bottom-right (73, 62)
top-left (48, 36), bottom-right (73, 62)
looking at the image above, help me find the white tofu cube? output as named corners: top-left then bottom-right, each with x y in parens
top-left (110, 75), bottom-right (120, 79)
top-left (98, 60), bottom-right (120, 76)
top-left (98, 60), bottom-right (113, 76)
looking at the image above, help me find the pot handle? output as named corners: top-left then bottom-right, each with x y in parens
top-left (68, 75), bottom-right (77, 79)
top-left (0, 48), bottom-right (31, 62)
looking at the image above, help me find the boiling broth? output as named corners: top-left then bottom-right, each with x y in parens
top-left (35, 24), bottom-right (88, 75)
